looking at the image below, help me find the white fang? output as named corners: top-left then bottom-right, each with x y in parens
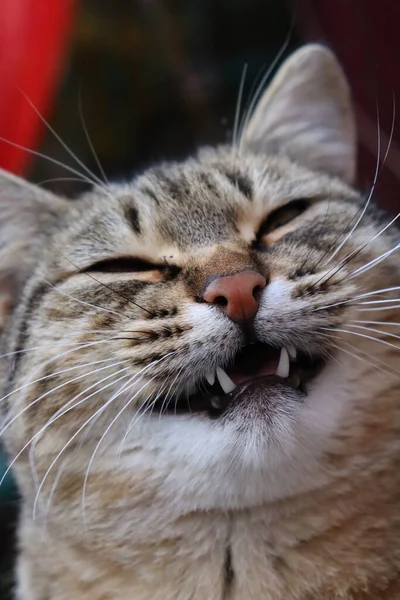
top-left (216, 367), bottom-right (236, 394)
top-left (276, 347), bottom-right (290, 378)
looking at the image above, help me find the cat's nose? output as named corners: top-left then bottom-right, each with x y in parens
top-left (202, 270), bottom-right (267, 323)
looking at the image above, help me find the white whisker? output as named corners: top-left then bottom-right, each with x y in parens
top-left (349, 243), bottom-right (400, 280)
top-left (320, 326), bottom-right (400, 353)
top-left (28, 367), bottom-right (131, 489)
top-left (0, 360), bottom-right (128, 439)
top-left (0, 342), bottom-right (121, 409)
top-left (327, 99), bottom-right (381, 263)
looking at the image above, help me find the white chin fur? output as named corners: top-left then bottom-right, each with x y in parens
top-left (114, 356), bottom-right (350, 512)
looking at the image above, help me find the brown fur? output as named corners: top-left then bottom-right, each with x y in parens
top-left (1, 45), bottom-right (400, 599)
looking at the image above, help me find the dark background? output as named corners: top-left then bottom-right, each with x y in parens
top-left (1, 0), bottom-right (399, 597)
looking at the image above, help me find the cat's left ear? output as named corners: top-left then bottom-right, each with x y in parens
top-left (0, 168), bottom-right (68, 326)
top-left (242, 44), bottom-right (356, 184)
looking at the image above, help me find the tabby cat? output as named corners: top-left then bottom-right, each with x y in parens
top-left (1, 44), bottom-right (400, 599)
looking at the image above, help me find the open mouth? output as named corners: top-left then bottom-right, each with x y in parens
top-left (153, 342), bottom-right (325, 417)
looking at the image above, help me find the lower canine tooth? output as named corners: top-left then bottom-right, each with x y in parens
top-left (206, 371), bottom-right (215, 386)
top-left (276, 347), bottom-right (290, 378)
top-left (216, 366), bottom-right (237, 394)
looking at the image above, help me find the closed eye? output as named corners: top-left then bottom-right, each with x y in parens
top-left (84, 256), bottom-right (178, 275)
top-left (256, 198), bottom-right (311, 241)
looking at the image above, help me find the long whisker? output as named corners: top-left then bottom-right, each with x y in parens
top-left (351, 319), bottom-right (400, 327)
top-left (28, 367), bottom-right (131, 488)
top-left (81, 378), bottom-right (155, 523)
top-left (60, 257), bottom-right (157, 317)
top-left (314, 285), bottom-right (400, 312)
top-left (0, 134), bottom-right (107, 194)
top-left (347, 322), bottom-right (400, 343)
top-left (238, 25), bottom-right (293, 154)
top-left (78, 88), bottom-right (109, 186)
top-left (37, 374), bottom-right (133, 526)
top-left (349, 243), bottom-right (400, 280)
top-left (0, 360), bottom-right (129, 439)
top-left (0, 340), bottom-right (123, 408)
top-left (320, 335), bottom-right (400, 380)
top-left (116, 391), bottom-right (160, 462)
top-left (34, 352), bottom-right (176, 522)
top-left (319, 326), bottom-right (400, 352)
top-left (232, 63), bottom-right (248, 154)
top-left (316, 212), bottom-right (400, 288)
top-left (326, 99), bottom-right (381, 263)
top-left (0, 365), bottom-right (130, 494)
top-left (17, 87), bottom-right (106, 189)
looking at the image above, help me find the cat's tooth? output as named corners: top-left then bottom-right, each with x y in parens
top-left (206, 371), bottom-right (215, 386)
top-left (276, 347), bottom-right (290, 378)
top-left (216, 367), bottom-right (237, 394)
top-left (288, 346), bottom-right (297, 360)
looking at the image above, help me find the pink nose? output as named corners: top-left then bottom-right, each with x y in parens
top-left (203, 270), bottom-right (267, 323)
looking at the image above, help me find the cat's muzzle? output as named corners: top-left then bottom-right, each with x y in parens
top-left (153, 342), bottom-right (325, 417)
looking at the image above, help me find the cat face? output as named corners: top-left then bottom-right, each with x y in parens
top-left (1, 46), bottom-right (398, 515)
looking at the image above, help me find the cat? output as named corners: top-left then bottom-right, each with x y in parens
top-left (1, 43), bottom-right (400, 600)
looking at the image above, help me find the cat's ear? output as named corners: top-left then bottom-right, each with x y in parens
top-left (242, 44), bottom-right (356, 184)
top-left (0, 168), bottom-right (68, 325)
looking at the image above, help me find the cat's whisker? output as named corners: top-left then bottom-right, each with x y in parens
top-left (0, 333), bottom-right (124, 362)
top-left (231, 63), bottom-right (248, 155)
top-left (48, 284), bottom-right (130, 319)
top-left (0, 341), bottom-right (124, 408)
top-left (356, 298), bottom-right (400, 305)
top-left (320, 330), bottom-right (400, 378)
top-left (351, 319), bottom-right (400, 327)
top-left (81, 377), bottom-right (156, 525)
top-left (319, 326), bottom-right (400, 353)
top-left (37, 176), bottom-right (93, 188)
top-left (157, 364), bottom-right (185, 420)
top-left (326, 99), bottom-right (382, 264)
top-left (28, 367), bottom-right (131, 489)
top-left (314, 285), bottom-right (400, 312)
top-left (320, 335), bottom-right (400, 380)
top-left (349, 243), bottom-right (400, 280)
top-left (33, 372), bottom-right (142, 524)
top-left (64, 260), bottom-right (157, 317)
top-left (39, 370), bottom-right (133, 527)
top-left (0, 134), bottom-right (108, 195)
top-left (347, 323), bottom-right (400, 343)
top-left (78, 90), bottom-right (109, 186)
top-left (17, 87), bottom-right (107, 190)
top-left (33, 353), bottom-right (175, 523)
top-left (237, 26), bottom-right (293, 155)
top-left (315, 212), bottom-right (400, 288)
top-left (116, 384), bottom-right (169, 462)
top-left (355, 304), bottom-right (400, 313)
top-left (80, 352), bottom-right (177, 522)
top-left (0, 359), bottom-right (129, 439)
top-left (0, 365), bottom-right (131, 497)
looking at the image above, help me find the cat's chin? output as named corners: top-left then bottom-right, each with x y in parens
top-left (152, 342), bottom-right (326, 419)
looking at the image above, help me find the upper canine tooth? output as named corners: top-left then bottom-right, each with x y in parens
top-left (206, 371), bottom-right (215, 386)
top-left (288, 346), bottom-right (297, 360)
top-left (276, 347), bottom-right (290, 378)
top-left (216, 367), bottom-right (236, 394)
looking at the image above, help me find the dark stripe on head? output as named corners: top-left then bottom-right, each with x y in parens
top-left (224, 170), bottom-right (253, 200)
top-left (3, 281), bottom-right (50, 407)
top-left (140, 186), bottom-right (160, 205)
top-left (125, 206), bottom-right (141, 235)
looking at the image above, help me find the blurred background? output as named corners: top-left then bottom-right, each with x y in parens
top-left (0, 0), bottom-right (399, 596)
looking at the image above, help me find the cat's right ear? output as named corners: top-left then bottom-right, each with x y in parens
top-left (241, 45), bottom-right (356, 184)
top-left (0, 168), bottom-right (68, 325)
